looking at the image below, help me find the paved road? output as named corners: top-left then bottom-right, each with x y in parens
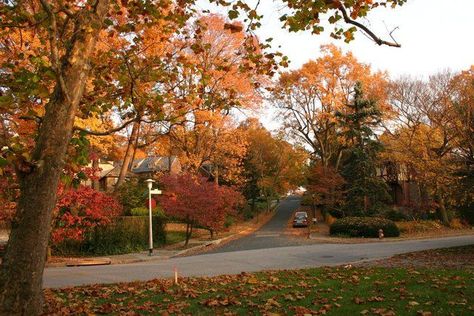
top-left (207, 196), bottom-right (309, 253)
top-left (44, 235), bottom-right (474, 288)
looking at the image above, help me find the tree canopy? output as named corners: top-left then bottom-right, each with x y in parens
top-left (0, 0), bottom-right (407, 314)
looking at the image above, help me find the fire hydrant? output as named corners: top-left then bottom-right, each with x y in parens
top-left (378, 229), bottom-right (384, 240)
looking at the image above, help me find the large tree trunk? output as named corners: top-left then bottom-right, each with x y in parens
top-left (214, 164), bottom-right (219, 185)
top-left (437, 195), bottom-right (450, 226)
top-left (0, 2), bottom-right (109, 314)
top-left (115, 120), bottom-right (140, 190)
top-left (92, 155), bottom-right (100, 190)
top-left (184, 222), bottom-right (193, 246)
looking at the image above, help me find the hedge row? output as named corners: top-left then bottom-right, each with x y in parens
top-left (52, 216), bottom-right (166, 255)
top-left (330, 217), bottom-right (400, 238)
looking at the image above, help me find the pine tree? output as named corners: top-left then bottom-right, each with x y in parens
top-left (337, 82), bottom-right (391, 215)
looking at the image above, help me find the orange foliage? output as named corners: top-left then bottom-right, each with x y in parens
top-left (274, 44), bottom-right (388, 167)
top-left (162, 15), bottom-right (267, 183)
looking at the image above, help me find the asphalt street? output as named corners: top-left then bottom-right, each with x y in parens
top-left (43, 196), bottom-right (474, 289)
top-left (206, 195), bottom-right (311, 253)
top-left (44, 235), bottom-right (474, 288)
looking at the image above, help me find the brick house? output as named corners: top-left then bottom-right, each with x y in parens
top-left (378, 161), bottom-right (429, 208)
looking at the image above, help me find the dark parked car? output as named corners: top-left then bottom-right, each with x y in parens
top-left (292, 211), bottom-right (308, 228)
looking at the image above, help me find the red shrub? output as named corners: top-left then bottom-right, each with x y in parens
top-left (0, 166), bottom-right (19, 222)
top-left (159, 173), bottom-right (243, 241)
top-left (52, 185), bottom-right (122, 243)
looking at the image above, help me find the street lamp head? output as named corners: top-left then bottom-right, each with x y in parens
top-left (145, 178), bottom-right (155, 190)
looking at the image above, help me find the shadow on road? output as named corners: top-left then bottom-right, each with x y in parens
top-left (205, 196), bottom-right (313, 254)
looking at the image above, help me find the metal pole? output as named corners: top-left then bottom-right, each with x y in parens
top-left (148, 185), bottom-right (153, 256)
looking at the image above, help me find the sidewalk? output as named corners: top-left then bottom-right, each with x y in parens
top-left (46, 236), bottom-right (229, 267)
top-left (44, 235), bottom-right (474, 289)
top-left (46, 209), bottom-right (278, 268)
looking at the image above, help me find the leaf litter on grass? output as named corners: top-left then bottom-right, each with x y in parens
top-left (42, 243), bottom-right (474, 315)
top-left (43, 264), bottom-right (474, 315)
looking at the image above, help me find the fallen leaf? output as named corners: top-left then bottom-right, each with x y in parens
top-left (265, 298), bottom-right (281, 308)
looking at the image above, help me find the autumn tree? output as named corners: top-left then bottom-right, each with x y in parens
top-left (86, 8), bottom-right (186, 189)
top-left (382, 72), bottom-right (462, 224)
top-left (306, 164), bottom-right (345, 216)
top-left (0, 2), bottom-right (111, 313)
top-left (0, 0), bottom-right (405, 313)
top-left (159, 172), bottom-right (243, 244)
top-left (74, 115), bottom-right (116, 189)
top-left (222, 0), bottom-right (405, 47)
top-left (240, 118), bottom-right (307, 211)
top-left (163, 15), bottom-right (265, 184)
top-left (272, 45), bottom-right (388, 169)
top-left (52, 185), bottom-right (122, 244)
top-left (452, 67), bottom-right (474, 167)
top-left (450, 67), bottom-right (474, 221)
top-left (0, 1), bottom-right (195, 313)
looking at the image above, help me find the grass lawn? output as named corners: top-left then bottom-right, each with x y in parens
top-left (44, 264), bottom-right (473, 315)
top-left (164, 231), bottom-right (188, 245)
top-left (164, 224), bottom-right (211, 248)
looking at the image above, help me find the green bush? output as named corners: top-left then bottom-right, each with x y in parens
top-left (330, 217), bottom-right (400, 238)
top-left (114, 181), bottom-right (147, 214)
top-left (300, 194), bottom-right (313, 206)
top-left (239, 200), bottom-right (272, 220)
top-left (53, 216), bottom-right (167, 255)
top-left (130, 207), bottom-right (148, 216)
top-left (224, 215), bottom-right (235, 228)
top-left (240, 205), bottom-right (254, 220)
top-left (328, 209), bottom-right (344, 219)
top-left (130, 206), bottom-right (163, 216)
top-left (384, 209), bottom-right (409, 222)
top-left (458, 202), bottom-right (474, 225)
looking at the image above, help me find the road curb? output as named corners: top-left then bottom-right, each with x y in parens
top-left (308, 231), bottom-right (474, 244)
top-left (65, 258), bottom-right (112, 267)
top-left (171, 207), bottom-right (280, 257)
top-left (45, 202), bottom-right (281, 266)
top-left (171, 233), bottom-right (240, 257)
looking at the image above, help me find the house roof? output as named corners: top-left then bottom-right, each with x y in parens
top-left (100, 156), bottom-right (178, 179)
top-left (100, 166), bottom-right (137, 179)
top-left (131, 156), bottom-right (177, 174)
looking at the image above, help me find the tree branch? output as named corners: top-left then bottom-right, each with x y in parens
top-left (337, 3), bottom-right (401, 48)
top-left (19, 115), bottom-right (43, 124)
top-left (39, 0), bottom-right (72, 102)
top-left (73, 117), bottom-right (138, 136)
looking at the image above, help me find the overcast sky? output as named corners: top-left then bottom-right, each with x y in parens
top-left (197, 0), bottom-right (474, 130)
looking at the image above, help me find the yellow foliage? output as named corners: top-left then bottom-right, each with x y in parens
top-left (74, 114), bottom-right (116, 156)
top-left (325, 213), bottom-right (336, 225)
top-left (396, 220), bottom-right (442, 234)
top-left (449, 218), bottom-right (465, 230)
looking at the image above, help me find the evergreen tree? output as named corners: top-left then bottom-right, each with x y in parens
top-left (337, 82), bottom-right (391, 215)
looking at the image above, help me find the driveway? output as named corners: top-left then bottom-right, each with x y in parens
top-left (206, 195), bottom-right (310, 253)
top-left (44, 235), bottom-right (474, 288)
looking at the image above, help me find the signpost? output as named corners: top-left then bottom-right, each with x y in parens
top-left (145, 179), bottom-right (162, 256)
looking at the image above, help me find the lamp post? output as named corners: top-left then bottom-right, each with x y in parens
top-left (145, 178), bottom-right (163, 256)
top-left (145, 179), bottom-right (154, 256)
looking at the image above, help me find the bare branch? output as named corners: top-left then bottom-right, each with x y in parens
top-left (337, 4), bottom-right (401, 48)
top-left (39, 0), bottom-right (72, 102)
top-left (19, 115), bottom-right (43, 124)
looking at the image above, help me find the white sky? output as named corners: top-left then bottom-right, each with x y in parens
top-left (196, 0), bottom-right (474, 130)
